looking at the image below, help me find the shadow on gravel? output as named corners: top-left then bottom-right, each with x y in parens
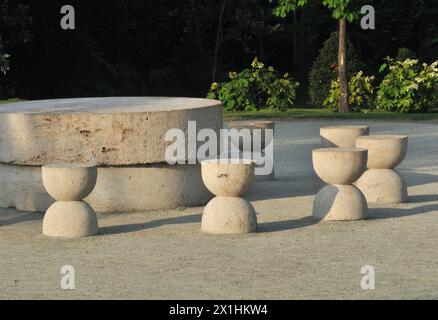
top-left (408, 194), bottom-right (438, 203)
top-left (0, 212), bottom-right (43, 226)
top-left (404, 171), bottom-right (438, 187)
top-left (367, 203), bottom-right (438, 220)
top-left (258, 216), bottom-right (318, 233)
top-left (99, 213), bottom-right (202, 235)
top-left (248, 177), bottom-right (323, 201)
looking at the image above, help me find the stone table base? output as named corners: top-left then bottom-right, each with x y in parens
top-left (0, 163), bottom-right (212, 212)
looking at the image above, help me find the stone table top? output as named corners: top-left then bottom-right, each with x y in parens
top-left (0, 97), bottom-right (221, 114)
top-left (0, 97), bottom-right (223, 166)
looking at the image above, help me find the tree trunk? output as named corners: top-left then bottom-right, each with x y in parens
top-left (212, 0), bottom-right (226, 83)
top-left (338, 18), bottom-right (349, 113)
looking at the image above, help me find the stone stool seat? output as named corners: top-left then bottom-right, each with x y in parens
top-left (320, 125), bottom-right (369, 148)
top-left (312, 148), bottom-right (368, 221)
top-left (201, 159), bottom-right (257, 234)
top-left (227, 120), bottom-right (275, 180)
top-left (355, 135), bottom-right (408, 204)
top-left (42, 163), bottom-right (98, 237)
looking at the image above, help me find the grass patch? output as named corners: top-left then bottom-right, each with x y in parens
top-left (0, 98), bottom-right (23, 105)
top-left (224, 108), bottom-right (438, 121)
top-left (1, 100), bottom-right (436, 122)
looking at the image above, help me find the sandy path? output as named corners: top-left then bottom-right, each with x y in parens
top-left (0, 119), bottom-right (437, 299)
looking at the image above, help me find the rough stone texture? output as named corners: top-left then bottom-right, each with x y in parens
top-left (355, 135), bottom-right (408, 204)
top-left (227, 121), bottom-right (275, 181)
top-left (355, 135), bottom-right (408, 169)
top-left (0, 163), bottom-right (212, 212)
top-left (0, 97), bottom-right (221, 212)
top-left (0, 97), bottom-right (223, 166)
top-left (201, 160), bottom-right (257, 234)
top-left (313, 148), bottom-right (368, 221)
top-left (42, 164), bottom-right (97, 201)
top-left (313, 185), bottom-right (368, 221)
top-left (42, 201), bottom-right (98, 237)
top-left (320, 125), bottom-right (369, 148)
top-left (42, 164), bottom-right (99, 238)
top-left (227, 120), bottom-right (274, 151)
top-left (355, 169), bottom-right (408, 204)
top-left (201, 160), bottom-right (255, 197)
top-left (312, 148), bottom-right (368, 185)
top-left (202, 197), bottom-right (257, 234)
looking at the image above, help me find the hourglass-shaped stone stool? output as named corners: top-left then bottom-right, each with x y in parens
top-left (42, 164), bottom-right (98, 237)
top-left (227, 121), bottom-right (275, 180)
top-left (201, 159), bottom-right (257, 234)
top-left (320, 125), bottom-right (369, 148)
top-left (355, 135), bottom-right (408, 204)
top-left (313, 148), bottom-right (368, 221)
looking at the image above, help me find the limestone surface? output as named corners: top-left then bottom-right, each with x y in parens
top-left (312, 148), bottom-right (368, 185)
top-left (43, 201), bottom-right (98, 238)
top-left (42, 164), bottom-right (97, 201)
top-left (320, 125), bottom-right (369, 148)
top-left (313, 185), bottom-right (368, 221)
top-left (201, 159), bottom-right (255, 197)
top-left (201, 160), bottom-right (257, 234)
top-left (0, 97), bottom-right (223, 165)
top-left (355, 135), bottom-right (408, 169)
top-left (312, 147), bottom-right (368, 221)
top-left (42, 164), bottom-right (99, 237)
top-left (227, 120), bottom-right (274, 151)
top-left (227, 121), bottom-right (275, 180)
top-left (0, 163), bottom-right (212, 212)
top-left (355, 168), bottom-right (408, 204)
top-left (355, 135), bottom-right (408, 204)
top-left (202, 197), bottom-right (257, 234)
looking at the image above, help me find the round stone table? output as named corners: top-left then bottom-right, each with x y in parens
top-left (0, 97), bottom-right (223, 212)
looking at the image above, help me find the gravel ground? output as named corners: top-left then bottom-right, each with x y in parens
top-left (0, 119), bottom-right (437, 299)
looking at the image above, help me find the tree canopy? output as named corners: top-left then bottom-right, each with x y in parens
top-left (0, 0), bottom-right (436, 103)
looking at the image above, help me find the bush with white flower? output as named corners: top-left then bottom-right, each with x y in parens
top-left (323, 71), bottom-right (375, 112)
top-left (376, 57), bottom-right (438, 113)
top-left (207, 58), bottom-right (299, 112)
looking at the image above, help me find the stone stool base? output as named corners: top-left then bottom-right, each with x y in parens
top-left (43, 201), bottom-right (98, 238)
top-left (202, 197), bottom-right (257, 234)
top-left (313, 185), bottom-right (368, 221)
top-left (355, 169), bottom-right (408, 204)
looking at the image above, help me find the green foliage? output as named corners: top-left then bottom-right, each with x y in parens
top-left (0, 0), bottom-right (436, 101)
top-left (321, 0), bottom-right (358, 22)
top-left (396, 47), bottom-right (416, 61)
top-left (0, 0), bottom-right (32, 96)
top-left (208, 58), bottom-right (299, 111)
top-left (376, 58), bottom-right (438, 113)
top-left (272, 0), bottom-right (308, 17)
top-left (308, 31), bottom-right (360, 106)
top-left (0, 45), bottom-right (9, 75)
top-left (273, 0), bottom-right (358, 21)
top-left (324, 71), bottom-right (375, 111)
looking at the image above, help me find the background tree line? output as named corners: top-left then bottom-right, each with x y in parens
top-left (0, 0), bottom-right (437, 106)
